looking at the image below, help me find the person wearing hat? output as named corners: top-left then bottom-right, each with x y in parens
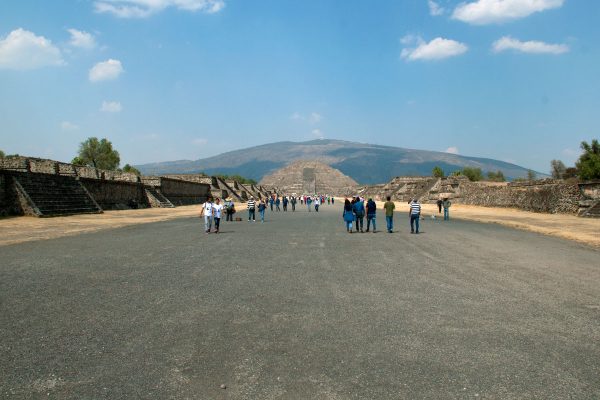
top-left (247, 196), bottom-right (256, 221)
top-left (224, 197), bottom-right (235, 221)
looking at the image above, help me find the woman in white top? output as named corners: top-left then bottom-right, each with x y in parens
top-left (200, 197), bottom-right (214, 233)
top-left (212, 198), bottom-right (224, 234)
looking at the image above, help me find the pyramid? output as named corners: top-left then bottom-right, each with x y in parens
top-left (259, 160), bottom-right (358, 196)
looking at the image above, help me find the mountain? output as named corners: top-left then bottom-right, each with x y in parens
top-left (136, 139), bottom-right (541, 184)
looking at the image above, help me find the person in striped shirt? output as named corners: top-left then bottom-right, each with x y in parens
top-left (247, 196), bottom-right (256, 222)
top-left (409, 198), bottom-right (421, 234)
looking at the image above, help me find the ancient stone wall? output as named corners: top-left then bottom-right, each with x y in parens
top-left (142, 177), bottom-right (210, 205)
top-left (0, 173), bottom-right (20, 216)
top-left (80, 178), bottom-right (149, 210)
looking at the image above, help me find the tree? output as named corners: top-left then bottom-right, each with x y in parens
top-left (487, 170), bottom-right (505, 182)
top-left (576, 139), bottom-right (600, 180)
top-left (0, 149), bottom-right (5, 158)
top-left (461, 167), bottom-right (483, 182)
top-left (550, 159), bottom-right (567, 179)
top-left (122, 164), bottom-right (141, 176)
top-left (432, 166), bottom-right (444, 178)
top-left (564, 167), bottom-right (578, 179)
top-left (527, 169), bottom-right (536, 180)
top-left (74, 137), bottom-right (120, 170)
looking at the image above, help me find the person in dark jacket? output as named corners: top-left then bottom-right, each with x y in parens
top-left (366, 198), bottom-right (377, 233)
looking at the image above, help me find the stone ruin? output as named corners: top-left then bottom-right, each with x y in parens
top-left (259, 160), bottom-right (358, 196)
top-left (0, 156), bottom-right (268, 217)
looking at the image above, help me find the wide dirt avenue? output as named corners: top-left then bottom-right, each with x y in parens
top-left (1, 203), bottom-right (599, 399)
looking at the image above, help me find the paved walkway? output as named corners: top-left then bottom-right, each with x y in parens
top-left (1, 204), bottom-right (599, 398)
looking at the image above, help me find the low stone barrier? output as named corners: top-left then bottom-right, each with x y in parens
top-left (80, 178), bottom-right (148, 210)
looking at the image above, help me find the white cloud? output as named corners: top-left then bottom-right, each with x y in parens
top-left (428, 0), bottom-right (445, 16)
top-left (60, 121), bottom-right (79, 131)
top-left (192, 138), bottom-right (208, 146)
top-left (446, 146), bottom-right (459, 154)
top-left (290, 112), bottom-right (303, 120)
top-left (0, 28), bottom-right (64, 70)
top-left (101, 101), bottom-right (122, 112)
top-left (492, 36), bottom-right (569, 54)
top-left (401, 37), bottom-right (468, 61)
top-left (67, 29), bottom-right (96, 49)
top-left (89, 59), bottom-right (123, 82)
top-left (452, 0), bottom-right (564, 25)
top-left (309, 112), bottom-right (322, 124)
top-left (94, 0), bottom-right (225, 18)
top-left (312, 129), bottom-right (324, 139)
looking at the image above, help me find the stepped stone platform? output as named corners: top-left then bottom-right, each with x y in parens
top-left (260, 160), bottom-right (358, 196)
top-left (8, 171), bottom-right (102, 217)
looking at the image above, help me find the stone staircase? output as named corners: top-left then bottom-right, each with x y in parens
top-left (13, 172), bottom-right (102, 217)
top-left (144, 186), bottom-right (175, 208)
top-left (579, 200), bottom-right (600, 218)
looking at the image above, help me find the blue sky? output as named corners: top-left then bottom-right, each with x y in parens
top-left (0, 0), bottom-right (598, 173)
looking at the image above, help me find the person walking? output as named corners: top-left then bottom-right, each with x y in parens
top-left (383, 196), bottom-right (395, 233)
top-left (224, 197), bottom-right (235, 221)
top-left (269, 196), bottom-right (274, 211)
top-left (306, 196), bottom-right (312, 212)
top-left (247, 196), bottom-right (256, 222)
top-left (258, 198), bottom-right (267, 222)
top-left (283, 196), bottom-right (288, 211)
top-left (200, 196), bottom-right (214, 233)
top-left (436, 198), bottom-right (443, 214)
top-left (366, 198), bottom-right (377, 233)
top-left (331, 197), bottom-right (334, 205)
top-left (409, 198), bottom-right (421, 234)
top-left (275, 197), bottom-right (281, 211)
top-left (213, 198), bottom-right (224, 233)
top-left (314, 196), bottom-right (320, 212)
top-left (443, 197), bottom-right (452, 220)
top-left (353, 196), bottom-right (365, 233)
top-left (291, 196), bottom-right (296, 211)
top-left (343, 198), bottom-right (355, 233)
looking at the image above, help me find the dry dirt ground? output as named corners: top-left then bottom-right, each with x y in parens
top-left (1, 201), bottom-right (599, 247)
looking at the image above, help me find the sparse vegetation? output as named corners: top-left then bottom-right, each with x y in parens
top-left (73, 137), bottom-right (120, 170)
top-left (432, 166), bottom-right (444, 178)
top-left (215, 174), bottom-right (257, 185)
top-left (0, 150), bottom-right (4, 158)
top-left (527, 169), bottom-right (537, 180)
top-left (461, 167), bottom-right (483, 182)
top-left (487, 170), bottom-right (506, 182)
top-left (122, 164), bottom-right (141, 176)
top-left (576, 139), bottom-right (600, 180)
top-left (550, 159), bottom-right (567, 179)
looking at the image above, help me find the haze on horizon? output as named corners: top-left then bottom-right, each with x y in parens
top-left (1, 0), bottom-right (598, 174)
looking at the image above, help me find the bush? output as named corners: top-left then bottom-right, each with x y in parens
top-left (462, 167), bottom-right (483, 182)
top-left (432, 166), bottom-right (444, 178)
top-left (576, 139), bottom-right (600, 180)
top-left (487, 170), bottom-right (505, 182)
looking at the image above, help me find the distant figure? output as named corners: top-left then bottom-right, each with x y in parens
top-left (409, 198), bottom-right (421, 234)
top-left (353, 196), bottom-right (365, 233)
top-left (306, 196), bottom-right (312, 212)
top-left (443, 198), bottom-right (452, 221)
top-left (258, 199), bottom-right (267, 223)
top-left (437, 199), bottom-right (443, 214)
top-left (224, 197), bottom-right (235, 221)
top-left (331, 197), bottom-right (335, 205)
top-left (275, 197), bottom-right (281, 211)
top-left (314, 196), bottom-right (320, 212)
top-left (343, 198), bottom-right (355, 233)
top-left (291, 196), bottom-right (297, 211)
top-left (283, 196), bottom-right (288, 211)
top-left (213, 198), bottom-right (223, 233)
top-left (269, 196), bottom-right (274, 211)
top-left (247, 196), bottom-right (256, 222)
top-left (300, 197), bottom-right (304, 205)
top-left (200, 196), bottom-right (214, 234)
top-left (366, 198), bottom-right (377, 233)
top-left (327, 197), bottom-right (331, 205)
top-left (383, 196), bottom-right (395, 233)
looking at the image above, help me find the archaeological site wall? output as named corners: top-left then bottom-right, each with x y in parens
top-left (79, 178), bottom-right (149, 210)
top-left (143, 177), bottom-right (210, 205)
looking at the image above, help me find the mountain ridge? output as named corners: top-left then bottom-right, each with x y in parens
top-left (136, 139), bottom-right (541, 184)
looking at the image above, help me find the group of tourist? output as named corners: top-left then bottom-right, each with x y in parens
top-left (201, 193), bottom-right (452, 235)
top-left (246, 194), bottom-right (332, 222)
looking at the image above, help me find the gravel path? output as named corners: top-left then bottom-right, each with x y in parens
top-left (1, 204), bottom-right (599, 399)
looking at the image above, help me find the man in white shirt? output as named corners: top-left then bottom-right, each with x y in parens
top-left (212, 198), bottom-right (224, 234)
top-left (201, 196), bottom-right (214, 233)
